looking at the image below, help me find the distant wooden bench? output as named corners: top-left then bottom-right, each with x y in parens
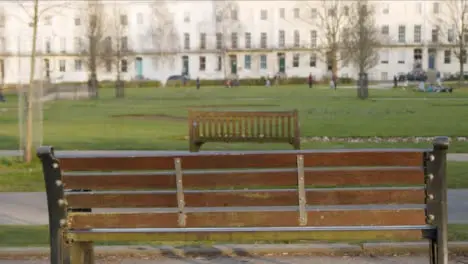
top-left (188, 109), bottom-right (300, 152)
top-left (38, 137), bottom-right (449, 264)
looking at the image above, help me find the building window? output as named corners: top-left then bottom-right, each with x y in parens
top-left (381, 25), bottom-right (389, 35)
top-left (293, 8), bottom-right (300, 18)
top-left (279, 8), bottom-right (285, 19)
top-left (74, 17), bottom-right (81, 26)
top-left (309, 53), bottom-right (316, 67)
top-left (120, 15), bottom-right (128, 26)
top-left (414, 25), bottom-right (421, 42)
top-left (184, 33), bottom-right (190, 50)
top-left (105, 60), bottom-right (112, 72)
top-left (278, 30), bottom-right (285, 48)
top-left (398, 25), bottom-right (406, 43)
top-left (260, 32), bottom-right (267, 48)
top-left (432, 27), bottom-right (439, 42)
top-left (244, 55), bottom-right (251, 69)
top-left (60, 37), bottom-right (66, 53)
top-left (245, 32), bottom-right (251, 48)
top-left (444, 50), bottom-right (451, 64)
top-left (0, 14), bottom-right (5, 28)
top-left (74, 37), bottom-right (82, 51)
top-left (231, 32), bottom-right (238, 49)
top-left (104, 37), bottom-right (112, 53)
top-left (121, 59), bottom-right (127, 72)
top-left (462, 50), bottom-right (467, 64)
top-left (137, 13), bottom-right (143, 24)
top-left (200, 33), bottom-right (206, 49)
top-left (231, 9), bottom-right (238, 20)
top-left (45, 38), bottom-right (51, 53)
top-left (397, 50), bottom-right (405, 64)
top-left (260, 54), bottom-right (267, 69)
top-left (310, 8), bottom-right (317, 19)
top-left (293, 54), bottom-right (299, 67)
top-left (121, 36), bottom-right (128, 51)
top-left (382, 3), bottom-right (389, 14)
top-left (184, 12), bottom-right (190, 23)
top-left (416, 2), bottom-right (422, 14)
top-left (199, 56), bottom-right (206, 71)
top-left (59, 60), bottom-right (66, 72)
top-left (74, 59), bottom-right (82, 71)
top-left (310, 30), bottom-right (317, 48)
top-left (343, 6), bottom-right (349, 16)
top-left (261, 10), bottom-right (268, 20)
top-left (433, 2), bottom-right (440, 14)
top-left (44, 16), bottom-right (52, 25)
top-left (216, 33), bottom-right (223, 49)
top-left (381, 72), bottom-right (388, 81)
top-left (0, 37), bottom-right (5, 51)
top-left (341, 51), bottom-right (348, 67)
top-left (216, 56), bottom-right (222, 71)
top-left (294, 30), bottom-right (300, 47)
top-left (448, 29), bottom-right (454, 42)
top-left (380, 50), bottom-right (389, 64)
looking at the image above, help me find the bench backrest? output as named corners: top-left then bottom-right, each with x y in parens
top-left (188, 109), bottom-right (300, 151)
top-left (38, 137), bottom-right (448, 243)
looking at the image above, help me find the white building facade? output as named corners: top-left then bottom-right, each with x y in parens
top-left (0, 0), bottom-right (463, 84)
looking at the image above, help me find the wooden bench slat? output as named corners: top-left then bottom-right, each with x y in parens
top-left (68, 228), bottom-right (428, 242)
top-left (63, 167), bottom-right (425, 190)
top-left (67, 209), bottom-right (426, 229)
top-left (58, 151), bottom-right (425, 171)
top-left (62, 168), bottom-right (425, 190)
top-left (65, 188), bottom-right (426, 208)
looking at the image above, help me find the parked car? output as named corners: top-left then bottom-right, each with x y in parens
top-left (166, 74), bottom-right (191, 87)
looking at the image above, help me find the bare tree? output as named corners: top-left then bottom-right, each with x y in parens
top-left (297, 0), bottom-right (348, 78)
top-left (436, 0), bottom-right (468, 85)
top-left (147, 1), bottom-right (180, 80)
top-left (15, 0), bottom-right (72, 163)
top-left (341, 0), bottom-right (380, 99)
top-left (212, 1), bottom-right (244, 79)
top-left (102, 3), bottom-right (132, 98)
top-left (75, 0), bottom-right (107, 99)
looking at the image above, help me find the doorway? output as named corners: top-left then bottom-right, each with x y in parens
top-left (277, 53), bottom-right (285, 73)
top-left (428, 48), bottom-right (436, 69)
top-left (43, 59), bottom-right (50, 80)
top-left (182, 56), bottom-right (189, 76)
top-left (135, 57), bottom-right (143, 79)
top-left (229, 54), bottom-right (237, 75)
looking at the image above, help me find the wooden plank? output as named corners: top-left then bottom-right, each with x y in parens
top-left (68, 229), bottom-right (426, 243)
top-left (65, 188), bottom-right (425, 208)
top-left (68, 209), bottom-right (426, 229)
top-left (63, 168), bottom-right (425, 190)
top-left (58, 151), bottom-right (425, 171)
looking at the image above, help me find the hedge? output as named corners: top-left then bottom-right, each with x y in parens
top-left (1, 77), bottom-right (357, 91)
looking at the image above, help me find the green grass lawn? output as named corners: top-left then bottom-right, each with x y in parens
top-left (0, 224), bottom-right (467, 247)
top-left (1, 154), bottom-right (467, 192)
top-left (1, 86), bottom-right (468, 151)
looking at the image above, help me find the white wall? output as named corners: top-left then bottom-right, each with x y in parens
top-left (0, 0), bottom-right (465, 84)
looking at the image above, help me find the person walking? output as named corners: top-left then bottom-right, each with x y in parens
top-left (308, 73), bottom-right (313, 88)
top-left (196, 77), bottom-right (200, 90)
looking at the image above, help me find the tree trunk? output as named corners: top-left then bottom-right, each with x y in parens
top-left (459, 46), bottom-right (464, 87)
top-left (88, 36), bottom-right (99, 99)
top-left (24, 0), bottom-right (39, 163)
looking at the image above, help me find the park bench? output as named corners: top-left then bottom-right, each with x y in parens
top-left (38, 137), bottom-right (449, 264)
top-left (188, 109), bottom-right (300, 152)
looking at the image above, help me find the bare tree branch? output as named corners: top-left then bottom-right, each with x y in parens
top-left (341, 0), bottom-right (381, 74)
top-left (296, 0), bottom-right (348, 77)
top-left (147, 0), bottom-right (180, 72)
top-left (435, 0), bottom-right (468, 84)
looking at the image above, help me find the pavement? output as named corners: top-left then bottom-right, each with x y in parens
top-left (1, 190), bottom-right (468, 225)
top-left (1, 243), bottom-right (468, 263)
